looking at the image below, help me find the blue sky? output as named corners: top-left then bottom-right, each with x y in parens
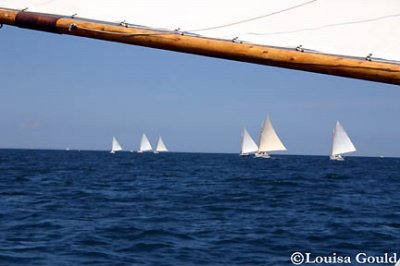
top-left (0, 26), bottom-right (399, 156)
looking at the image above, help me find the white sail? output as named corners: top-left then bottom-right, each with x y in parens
top-left (111, 136), bottom-right (123, 153)
top-left (138, 133), bottom-right (152, 152)
top-left (258, 117), bottom-right (287, 153)
top-left (155, 136), bottom-right (168, 152)
top-left (0, 0), bottom-right (399, 62)
top-left (240, 128), bottom-right (258, 155)
top-left (331, 121), bottom-right (356, 157)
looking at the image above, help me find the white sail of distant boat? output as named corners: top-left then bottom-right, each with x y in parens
top-left (330, 121), bottom-right (356, 161)
top-left (240, 128), bottom-right (258, 156)
top-left (110, 136), bottom-right (123, 153)
top-left (138, 134), bottom-right (153, 153)
top-left (255, 116), bottom-right (287, 158)
top-left (155, 136), bottom-right (168, 153)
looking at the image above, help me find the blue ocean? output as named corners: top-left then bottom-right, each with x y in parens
top-left (0, 149), bottom-right (399, 265)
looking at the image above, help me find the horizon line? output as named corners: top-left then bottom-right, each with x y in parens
top-left (0, 147), bottom-right (397, 159)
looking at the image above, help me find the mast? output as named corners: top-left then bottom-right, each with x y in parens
top-left (1, 9), bottom-right (400, 85)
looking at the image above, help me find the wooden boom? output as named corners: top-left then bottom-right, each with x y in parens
top-left (1, 8), bottom-right (400, 85)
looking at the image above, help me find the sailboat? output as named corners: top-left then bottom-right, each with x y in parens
top-left (110, 136), bottom-right (123, 153)
top-left (0, 2), bottom-right (399, 85)
top-left (154, 136), bottom-right (168, 153)
top-left (240, 128), bottom-right (258, 156)
top-left (330, 121), bottom-right (356, 161)
top-left (138, 133), bottom-right (153, 153)
top-left (255, 116), bottom-right (287, 158)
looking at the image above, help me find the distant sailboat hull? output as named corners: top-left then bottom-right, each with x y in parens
top-left (330, 154), bottom-right (344, 161)
top-left (254, 152), bottom-right (271, 159)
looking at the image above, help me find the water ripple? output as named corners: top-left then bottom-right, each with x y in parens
top-left (0, 150), bottom-right (399, 265)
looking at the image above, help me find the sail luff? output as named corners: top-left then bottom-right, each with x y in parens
top-left (1, 8), bottom-right (400, 85)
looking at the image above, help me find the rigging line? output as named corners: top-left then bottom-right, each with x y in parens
top-left (36, 0), bottom-right (60, 6)
top-left (186, 0), bottom-right (318, 32)
top-left (242, 13), bottom-right (400, 36)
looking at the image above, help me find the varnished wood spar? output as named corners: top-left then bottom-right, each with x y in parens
top-left (0, 8), bottom-right (17, 24)
top-left (1, 9), bottom-right (400, 85)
